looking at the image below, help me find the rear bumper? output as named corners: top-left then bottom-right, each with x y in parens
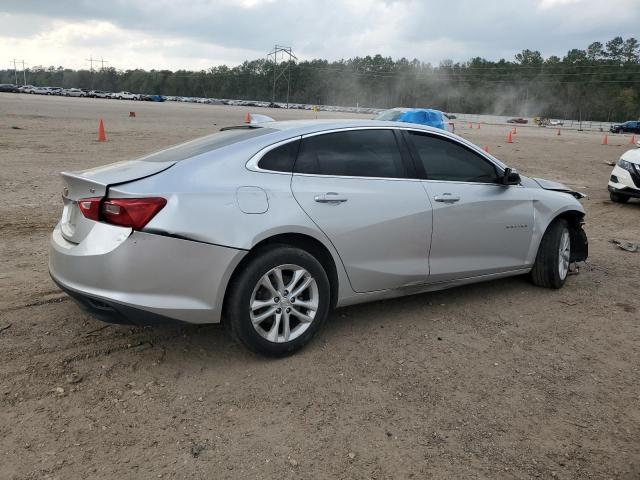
top-left (50, 274), bottom-right (186, 326)
top-left (49, 222), bottom-right (246, 324)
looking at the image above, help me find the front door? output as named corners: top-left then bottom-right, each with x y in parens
top-left (404, 129), bottom-right (534, 282)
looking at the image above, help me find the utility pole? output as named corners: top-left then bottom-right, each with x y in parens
top-left (11, 59), bottom-right (18, 84)
top-left (267, 45), bottom-right (297, 108)
top-left (85, 56), bottom-right (96, 72)
top-left (99, 57), bottom-right (109, 70)
top-left (20, 60), bottom-right (27, 85)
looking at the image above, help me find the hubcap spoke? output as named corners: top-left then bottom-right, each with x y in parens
top-left (251, 306), bottom-right (277, 325)
top-left (282, 311), bottom-right (291, 342)
top-left (286, 268), bottom-right (305, 292)
top-left (266, 312), bottom-right (282, 342)
top-left (291, 276), bottom-right (313, 299)
top-left (273, 267), bottom-right (286, 293)
top-left (259, 275), bottom-right (279, 297)
top-left (251, 298), bottom-right (274, 311)
top-left (290, 307), bottom-right (314, 323)
top-left (292, 299), bottom-right (317, 310)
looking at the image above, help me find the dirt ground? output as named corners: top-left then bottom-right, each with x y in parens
top-left (1, 93), bottom-right (639, 480)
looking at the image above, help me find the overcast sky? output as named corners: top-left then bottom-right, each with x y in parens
top-left (1, 0), bottom-right (639, 71)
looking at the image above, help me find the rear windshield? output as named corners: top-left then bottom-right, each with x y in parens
top-left (138, 127), bottom-right (274, 162)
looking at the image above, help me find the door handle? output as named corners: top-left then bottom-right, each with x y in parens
top-left (434, 193), bottom-right (460, 203)
top-left (314, 192), bottom-right (348, 204)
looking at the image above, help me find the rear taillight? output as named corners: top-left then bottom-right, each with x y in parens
top-left (77, 197), bottom-right (166, 230)
top-left (77, 197), bottom-right (101, 221)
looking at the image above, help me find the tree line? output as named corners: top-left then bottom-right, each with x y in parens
top-left (2, 36), bottom-right (639, 121)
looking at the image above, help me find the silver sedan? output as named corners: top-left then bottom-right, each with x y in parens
top-left (49, 120), bottom-right (588, 356)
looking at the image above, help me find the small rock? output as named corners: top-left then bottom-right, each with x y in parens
top-left (289, 458), bottom-right (298, 467)
top-left (348, 452), bottom-right (356, 460)
top-left (55, 387), bottom-right (65, 396)
top-left (131, 389), bottom-right (144, 396)
top-left (66, 372), bottom-right (82, 384)
top-left (190, 443), bottom-right (206, 458)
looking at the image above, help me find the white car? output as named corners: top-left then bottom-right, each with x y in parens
top-left (112, 91), bottom-right (141, 100)
top-left (31, 86), bottom-right (50, 95)
top-left (64, 88), bottom-right (86, 97)
top-left (608, 143), bottom-right (640, 203)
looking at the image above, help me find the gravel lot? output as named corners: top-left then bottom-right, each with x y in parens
top-left (1, 93), bottom-right (639, 479)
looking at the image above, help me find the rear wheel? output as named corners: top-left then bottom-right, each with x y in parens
top-left (610, 191), bottom-right (630, 203)
top-left (530, 219), bottom-right (571, 289)
top-left (225, 246), bottom-right (331, 357)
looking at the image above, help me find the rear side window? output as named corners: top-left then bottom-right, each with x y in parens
top-left (295, 130), bottom-right (405, 178)
top-left (257, 140), bottom-right (300, 172)
top-left (408, 132), bottom-right (498, 183)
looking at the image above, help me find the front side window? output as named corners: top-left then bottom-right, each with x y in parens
top-left (295, 129), bottom-right (405, 178)
top-left (408, 132), bottom-right (498, 183)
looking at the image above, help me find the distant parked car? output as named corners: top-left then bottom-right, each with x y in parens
top-left (375, 108), bottom-right (451, 131)
top-left (0, 83), bottom-right (19, 93)
top-left (610, 121), bottom-right (640, 134)
top-left (64, 88), bottom-right (86, 97)
top-left (48, 87), bottom-right (63, 95)
top-left (89, 90), bottom-right (110, 98)
top-left (112, 91), bottom-right (141, 100)
top-left (18, 85), bottom-right (35, 93)
top-left (508, 118), bottom-right (528, 124)
top-left (31, 86), bottom-right (50, 95)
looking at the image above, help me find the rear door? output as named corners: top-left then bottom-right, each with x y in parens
top-left (291, 128), bottom-right (433, 293)
top-left (404, 130), bottom-right (535, 282)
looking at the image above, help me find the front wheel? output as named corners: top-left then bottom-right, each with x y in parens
top-left (610, 191), bottom-right (630, 203)
top-left (225, 246), bottom-right (331, 357)
top-left (530, 219), bottom-right (571, 289)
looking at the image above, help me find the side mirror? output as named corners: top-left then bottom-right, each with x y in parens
top-left (501, 167), bottom-right (521, 185)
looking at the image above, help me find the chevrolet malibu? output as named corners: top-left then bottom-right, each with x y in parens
top-left (49, 120), bottom-right (588, 356)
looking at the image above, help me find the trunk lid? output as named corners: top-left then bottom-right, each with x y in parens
top-left (59, 159), bottom-right (175, 243)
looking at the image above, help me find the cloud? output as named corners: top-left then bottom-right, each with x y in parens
top-left (1, 0), bottom-right (638, 71)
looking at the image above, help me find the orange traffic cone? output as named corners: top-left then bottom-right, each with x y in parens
top-left (630, 134), bottom-right (637, 145)
top-left (244, 112), bottom-right (251, 123)
top-left (602, 134), bottom-right (608, 145)
top-left (477, 123), bottom-right (481, 129)
top-left (507, 131), bottom-right (513, 143)
top-left (557, 128), bottom-right (561, 136)
top-left (97, 119), bottom-right (107, 141)
top-left (483, 145), bottom-right (489, 153)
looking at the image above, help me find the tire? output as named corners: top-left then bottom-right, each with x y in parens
top-left (530, 218), bottom-right (571, 289)
top-left (225, 245), bottom-right (331, 357)
top-left (610, 191), bottom-right (629, 203)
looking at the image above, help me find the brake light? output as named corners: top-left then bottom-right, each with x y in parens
top-left (101, 197), bottom-right (167, 229)
top-left (77, 197), bottom-right (166, 230)
top-left (77, 197), bottom-right (101, 221)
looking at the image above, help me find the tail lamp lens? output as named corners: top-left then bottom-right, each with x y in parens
top-left (77, 197), bottom-right (166, 230)
top-left (77, 197), bottom-right (101, 221)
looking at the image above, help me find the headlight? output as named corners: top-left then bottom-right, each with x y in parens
top-left (618, 158), bottom-right (635, 172)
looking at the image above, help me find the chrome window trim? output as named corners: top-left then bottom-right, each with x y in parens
top-left (245, 126), bottom-right (508, 182)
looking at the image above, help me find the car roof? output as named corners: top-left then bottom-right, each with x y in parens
top-left (261, 119), bottom-right (447, 137)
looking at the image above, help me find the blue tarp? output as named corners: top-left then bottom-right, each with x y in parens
top-left (397, 109), bottom-right (445, 130)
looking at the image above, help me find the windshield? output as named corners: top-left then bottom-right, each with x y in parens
top-left (375, 109), bottom-right (405, 121)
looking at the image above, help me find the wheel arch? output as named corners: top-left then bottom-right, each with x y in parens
top-left (545, 209), bottom-right (588, 263)
top-left (222, 233), bottom-right (341, 320)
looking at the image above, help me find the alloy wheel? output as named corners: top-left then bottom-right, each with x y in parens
top-left (249, 264), bottom-right (319, 343)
